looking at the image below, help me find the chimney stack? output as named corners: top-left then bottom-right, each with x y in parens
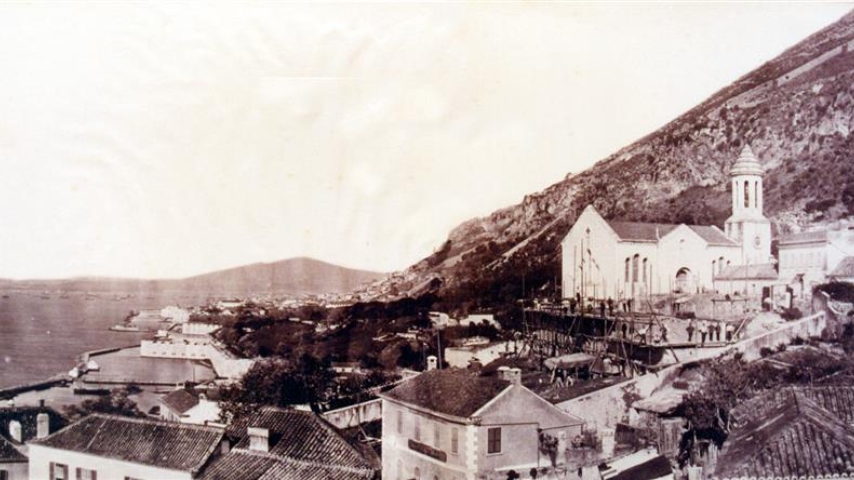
top-left (508, 367), bottom-right (522, 386)
top-left (37, 413), bottom-right (50, 439)
top-left (427, 355), bottom-right (437, 371)
top-left (9, 420), bottom-right (22, 443)
top-left (248, 427), bottom-right (269, 453)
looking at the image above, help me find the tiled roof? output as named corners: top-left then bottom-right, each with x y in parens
top-left (606, 221), bottom-right (677, 242)
top-left (830, 256), bottom-right (854, 279)
top-left (32, 414), bottom-right (224, 473)
top-left (162, 389), bottom-right (200, 414)
top-left (778, 230), bottom-right (828, 246)
top-left (0, 406), bottom-right (67, 445)
top-left (200, 449), bottom-right (376, 480)
top-left (715, 389), bottom-right (854, 478)
top-left (228, 407), bottom-right (378, 471)
top-left (715, 263), bottom-right (778, 280)
top-left (688, 225), bottom-right (738, 246)
top-left (0, 435), bottom-right (26, 463)
top-left (381, 369), bottom-right (510, 418)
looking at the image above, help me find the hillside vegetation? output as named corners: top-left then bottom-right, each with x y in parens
top-left (378, 9), bottom-right (854, 318)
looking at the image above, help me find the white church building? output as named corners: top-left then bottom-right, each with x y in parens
top-left (560, 145), bottom-right (773, 301)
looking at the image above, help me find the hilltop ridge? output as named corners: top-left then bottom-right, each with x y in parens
top-left (370, 8), bottom-right (854, 314)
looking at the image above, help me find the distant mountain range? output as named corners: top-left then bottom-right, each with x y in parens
top-left (376, 8), bottom-right (854, 313)
top-left (0, 258), bottom-right (386, 297)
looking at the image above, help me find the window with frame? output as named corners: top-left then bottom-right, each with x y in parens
top-left (433, 423), bottom-right (440, 448)
top-left (414, 416), bottom-right (421, 441)
top-left (76, 467), bottom-right (97, 480)
top-left (50, 462), bottom-right (69, 480)
top-left (0, 469), bottom-right (8, 480)
top-left (451, 427), bottom-right (459, 454)
top-left (396, 410), bottom-right (403, 434)
top-left (487, 427), bottom-right (502, 454)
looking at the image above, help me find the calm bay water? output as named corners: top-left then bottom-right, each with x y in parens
top-left (0, 290), bottom-right (209, 389)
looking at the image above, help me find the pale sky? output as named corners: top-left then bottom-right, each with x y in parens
top-left (0, 2), bottom-right (851, 279)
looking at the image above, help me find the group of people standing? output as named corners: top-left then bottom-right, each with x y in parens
top-left (686, 319), bottom-right (735, 344)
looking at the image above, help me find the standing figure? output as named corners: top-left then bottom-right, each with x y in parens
top-left (699, 320), bottom-right (708, 345)
top-left (607, 297), bottom-right (614, 316)
top-left (686, 320), bottom-right (695, 343)
top-left (726, 323), bottom-right (735, 342)
top-left (659, 324), bottom-right (668, 344)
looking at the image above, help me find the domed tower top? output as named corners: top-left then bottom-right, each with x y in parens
top-left (730, 145), bottom-right (764, 177)
top-left (725, 143), bottom-right (771, 265)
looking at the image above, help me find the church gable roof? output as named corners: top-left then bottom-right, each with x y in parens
top-left (606, 221), bottom-right (678, 243)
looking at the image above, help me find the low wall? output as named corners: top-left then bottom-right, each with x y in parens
top-left (206, 346), bottom-right (254, 380)
top-left (731, 311), bottom-right (827, 361)
top-left (558, 311), bottom-right (830, 429)
top-left (140, 341), bottom-right (253, 380)
top-left (322, 399), bottom-right (382, 429)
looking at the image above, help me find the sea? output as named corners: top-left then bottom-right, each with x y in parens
top-left (0, 289), bottom-right (210, 390)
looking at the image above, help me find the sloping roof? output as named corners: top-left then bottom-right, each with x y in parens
top-left (0, 435), bottom-right (26, 463)
top-left (778, 229), bottom-right (828, 246)
top-left (687, 225), bottom-right (738, 246)
top-left (200, 449), bottom-right (375, 480)
top-left (608, 454), bottom-right (673, 480)
top-left (161, 389), bottom-right (200, 415)
top-left (715, 263), bottom-right (778, 280)
top-left (381, 369), bottom-right (510, 418)
top-left (228, 407), bottom-right (378, 472)
top-left (715, 390), bottom-right (854, 478)
top-left (606, 221), bottom-right (677, 243)
top-left (32, 414), bottom-right (224, 473)
top-left (830, 256), bottom-right (854, 278)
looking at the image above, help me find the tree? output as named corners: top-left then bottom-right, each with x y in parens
top-left (675, 356), bottom-right (752, 466)
top-left (219, 354), bottom-right (335, 421)
top-left (64, 387), bottom-right (144, 421)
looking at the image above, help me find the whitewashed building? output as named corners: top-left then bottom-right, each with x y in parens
top-left (379, 368), bottom-right (584, 480)
top-left (561, 146), bottom-right (773, 301)
top-left (28, 414), bottom-right (225, 480)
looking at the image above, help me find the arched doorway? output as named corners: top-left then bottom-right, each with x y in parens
top-left (674, 267), bottom-right (692, 293)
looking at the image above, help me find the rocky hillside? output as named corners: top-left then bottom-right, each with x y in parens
top-left (378, 9), bottom-right (854, 315)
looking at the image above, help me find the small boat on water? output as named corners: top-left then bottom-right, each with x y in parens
top-left (109, 324), bottom-right (141, 332)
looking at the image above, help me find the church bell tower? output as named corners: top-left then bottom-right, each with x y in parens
top-left (724, 145), bottom-right (771, 265)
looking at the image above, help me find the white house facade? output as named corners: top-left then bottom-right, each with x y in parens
top-left (560, 146), bottom-right (773, 301)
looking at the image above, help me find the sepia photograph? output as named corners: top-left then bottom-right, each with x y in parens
top-left (1, 2), bottom-right (854, 479)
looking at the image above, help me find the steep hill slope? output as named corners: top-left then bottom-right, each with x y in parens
top-left (379, 9), bottom-right (854, 314)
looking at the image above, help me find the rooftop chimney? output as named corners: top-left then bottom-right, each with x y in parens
top-left (37, 412), bottom-right (50, 439)
top-left (508, 367), bottom-right (522, 386)
top-left (9, 420), bottom-right (22, 443)
top-left (497, 366), bottom-right (522, 385)
top-left (248, 427), bottom-right (269, 453)
top-left (427, 355), bottom-right (437, 371)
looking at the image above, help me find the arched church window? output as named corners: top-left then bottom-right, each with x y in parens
top-left (643, 258), bottom-right (648, 284)
top-left (712, 260), bottom-right (716, 275)
top-left (718, 257), bottom-right (724, 274)
top-left (625, 258), bottom-right (630, 282)
top-left (632, 254), bottom-right (639, 283)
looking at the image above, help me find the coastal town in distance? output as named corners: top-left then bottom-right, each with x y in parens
top-left (3, 4), bottom-right (854, 480)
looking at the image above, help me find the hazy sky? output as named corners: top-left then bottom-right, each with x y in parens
top-left (0, 2), bottom-right (851, 279)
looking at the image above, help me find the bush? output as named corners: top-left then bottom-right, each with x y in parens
top-left (780, 307), bottom-right (803, 321)
top-left (759, 347), bottom-right (775, 358)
